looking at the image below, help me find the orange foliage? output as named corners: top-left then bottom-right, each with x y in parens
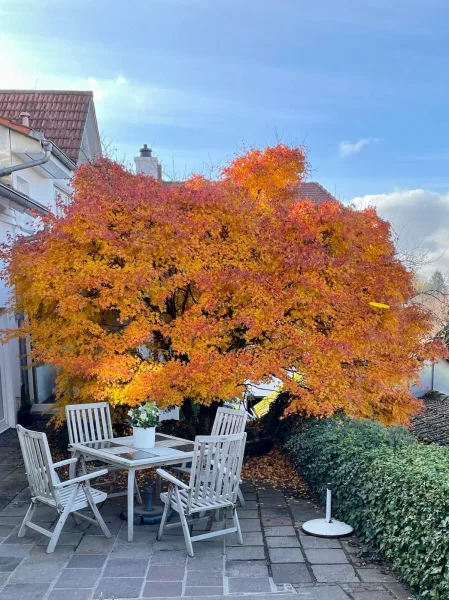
top-left (0, 144), bottom-right (444, 424)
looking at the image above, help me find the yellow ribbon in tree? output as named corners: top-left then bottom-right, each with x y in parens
top-left (369, 301), bottom-right (390, 309)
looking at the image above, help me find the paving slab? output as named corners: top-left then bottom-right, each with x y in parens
top-left (357, 569), bottom-right (397, 583)
top-left (225, 559), bottom-right (269, 577)
top-left (312, 564), bottom-right (359, 583)
top-left (9, 560), bottom-right (66, 584)
top-left (150, 550), bottom-right (187, 566)
top-left (304, 549), bottom-right (349, 564)
top-left (75, 535), bottom-right (115, 554)
top-left (294, 586), bottom-right (350, 599)
top-left (110, 542), bottom-right (154, 558)
top-left (184, 587), bottom-right (224, 596)
top-left (385, 582), bottom-right (412, 599)
top-left (225, 545), bottom-right (265, 560)
top-left (271, 563), bottom-right (312, 584)
top-left (300, 535), bottom-right (342, 549)
top-left (0, 583), bottom-right (50, 600)
top-left (227, 576), bottom-right (272, 593)
top-left (54, 568), bottom-right (102, 588)
top-left (237, 519), bottom-right (262, 532)
top-left (186, 571), bottom-right (223, 586)
top-left (262, 516), bottom-right (294, 526)
top-left (146, 566), bottom-right (186, 581)
top-left (0, 557), bottom-right (23, 572)
top-left (142, 581), bottom-right (183, 597)
top-left (37, 532), bottom-right (83, 547)
top-left (350, 593), bottom-right (395, 600)
top-left (186, 555), bottom-right (224, 572)
top-left (225, 531), bottom-right (263, 546)
top-left (269, 547), bottom-right (305, 563)
top-left (266, 536), bottom-right (300, 548)
top-left (94, 577), bottom-right (144, 598)
top-left (66, 555), bottom-right (108, 569)
top-left (48, 590), bottom-right (93, 600)
top-left (264, 525), bottom-right (297, 536)
top-left (103, 557), bottom-right (150, 578)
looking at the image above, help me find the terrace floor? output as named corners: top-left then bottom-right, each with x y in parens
top-left (0, 428), bottom-right (412, 600)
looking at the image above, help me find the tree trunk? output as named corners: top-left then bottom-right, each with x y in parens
top-left (180, 398), bottom-right (198, 438)
top-left (198, 401), bottom-right (221, 434)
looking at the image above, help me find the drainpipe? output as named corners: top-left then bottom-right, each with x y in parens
top-left (0, 140), bottom-right (52, 178)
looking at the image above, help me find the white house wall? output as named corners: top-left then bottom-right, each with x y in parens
top-left (0, 125), bottom-right (75, 430)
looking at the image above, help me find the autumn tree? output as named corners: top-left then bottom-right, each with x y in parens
top-left (1, 145), bottom-right (444, 425)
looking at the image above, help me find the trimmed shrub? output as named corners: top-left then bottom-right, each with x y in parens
top-left (284, 417), bottom-right (449, 599)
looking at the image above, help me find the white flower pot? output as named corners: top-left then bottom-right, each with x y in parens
top-left (133, 426), bottom-right (156, 449)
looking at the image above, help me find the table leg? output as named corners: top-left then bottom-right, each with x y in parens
top-left (127, 468), bottom-right (135, 542)
top-left (69, 451), bottom-right (78, 480)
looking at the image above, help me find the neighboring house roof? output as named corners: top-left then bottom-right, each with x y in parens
top-left (295, 182), bottom-right (337, 205)
top-left (410, 391), bottom-right (449, 445)
top-left (0, 116), bottom-right (31, 136)
top-left (0, 90), bottom-right (98, 164)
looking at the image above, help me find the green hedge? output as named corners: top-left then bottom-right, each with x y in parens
top-left (284, 417), bottom-right (449, 599)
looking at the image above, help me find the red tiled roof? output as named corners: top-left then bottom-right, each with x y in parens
top-left (0, 90), bottom-right (95, 163)
top-left (295, 182), bottom-right (337, 205)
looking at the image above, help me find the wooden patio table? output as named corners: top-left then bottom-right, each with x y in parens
top-left (70, 433), bottom-right (195, 542)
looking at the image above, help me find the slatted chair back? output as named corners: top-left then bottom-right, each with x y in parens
top-left (188, 432), bottom-right (246, 512)
top-left (66, 402), bottom-right (113, 446)
top-left (211, 407), bottom-right (247, 436)
top-left (17, 425), bottom-right (58, 504)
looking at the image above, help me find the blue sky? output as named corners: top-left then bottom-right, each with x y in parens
top-left (1, 0), bottom-right (449, 273)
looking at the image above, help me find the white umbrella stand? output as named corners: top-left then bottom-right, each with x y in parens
top-left (302, 483), bottom-right (354, 538)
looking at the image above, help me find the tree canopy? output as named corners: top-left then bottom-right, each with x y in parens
top-left (1, 145), bottom-right (444, 424)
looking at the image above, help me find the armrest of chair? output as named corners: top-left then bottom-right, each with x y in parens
top-left (54, 469), bottom-right (108, 488)
top-left (53, 458), bottom-right (78, 469)
top-left (156, 468), bottom-right (190, 490)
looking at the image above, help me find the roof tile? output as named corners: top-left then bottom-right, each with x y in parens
top-left (0, 90), bottom-right (94, 163)
top-left (295, 182), bottom-right (338, 205)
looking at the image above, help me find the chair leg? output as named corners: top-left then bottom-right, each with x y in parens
top-left (47, 491), bottom-right (76, 554)
top-left (237, 487), bottom-right (245, 507)
top-left (157, 487), bottom-right (173, 541)
top-left (69, 453), bottom-right (77, 480)
top-left (84, 485), bottom-right (112, 538)
top-left (110, 471), bottom-right (117, 494)
top-left (176, 489), bottom-right (194, 557)
top-left (18, 501), bottom-right (36, 537)
top-left (233, 508), bottom-right (243, 545)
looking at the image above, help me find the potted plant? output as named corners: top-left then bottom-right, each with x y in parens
top-left (127, 402), bottom-right (159, 449)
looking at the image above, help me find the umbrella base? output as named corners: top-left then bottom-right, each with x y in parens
top-left (302, 518), bottom-right (353, 538)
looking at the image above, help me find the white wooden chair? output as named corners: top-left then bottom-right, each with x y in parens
top-left (66, 402), bottom-right (142, 503)
top-left (173, 407), bottom-right (247, 506)
top-left (17, 425), bottom-right (112, 553)
top-left (157, 432), bottom-right (246, 556)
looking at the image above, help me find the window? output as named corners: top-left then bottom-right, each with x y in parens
top-left (54, 186), bottom-right (70, 216)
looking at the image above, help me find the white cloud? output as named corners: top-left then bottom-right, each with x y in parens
top-left (351, 189), bottom-right (449, 276)
top-left (339, 137), bottom-right (378, 157)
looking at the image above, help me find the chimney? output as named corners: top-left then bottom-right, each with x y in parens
top-left (134, 144), bottom-right (161, 179)
top-left (19, 112), bottom-right (30, 127)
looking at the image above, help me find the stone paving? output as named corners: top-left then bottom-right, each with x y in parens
top-left (0, 428), bottom-right (413, 600)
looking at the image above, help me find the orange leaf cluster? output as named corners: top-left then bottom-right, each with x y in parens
top-left (0, 144), bottom-right (444, 424)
